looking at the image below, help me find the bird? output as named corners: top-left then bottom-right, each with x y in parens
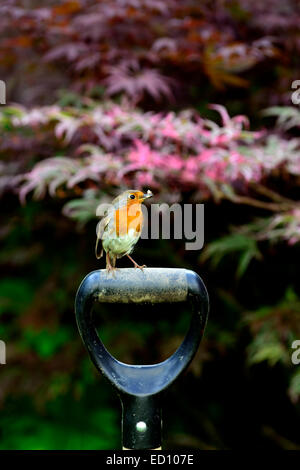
top-left (95, 189), bottom-right (153, 273)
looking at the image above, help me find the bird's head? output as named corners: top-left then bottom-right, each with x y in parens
top-left (115, 189), bottom-right (153, 207)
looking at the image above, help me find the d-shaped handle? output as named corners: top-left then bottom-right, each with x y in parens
top-left (75, 268), bottom-right (209, 449)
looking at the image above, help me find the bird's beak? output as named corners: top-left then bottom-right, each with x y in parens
top-left (143, 190), bottom-right (153, 200)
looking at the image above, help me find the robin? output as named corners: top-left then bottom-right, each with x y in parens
top-left (95, 189), bottom-right (153, 273)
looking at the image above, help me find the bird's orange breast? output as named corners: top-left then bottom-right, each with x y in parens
top-left (114, 202), bottom-right (143, 237)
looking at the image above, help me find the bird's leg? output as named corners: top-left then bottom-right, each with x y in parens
top-left (106, 253), bottom-right (118, 276)
top-left (111, 255), bottom-right (119, 271)
top-left (106, 252), bottom-right (114, 273)
top-left (127, 254), bottom-right (146, 270)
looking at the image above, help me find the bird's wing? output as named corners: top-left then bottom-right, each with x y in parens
top-left (95, 195), bottom-right (129, 259)
top-left (95, 212), bottom-right (111, 259)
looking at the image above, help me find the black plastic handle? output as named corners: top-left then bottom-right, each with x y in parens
top-left (75, 268), bottom-right (209, 449)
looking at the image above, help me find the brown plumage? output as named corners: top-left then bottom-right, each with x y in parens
top-left (95, 189), bottom-right (153, 273)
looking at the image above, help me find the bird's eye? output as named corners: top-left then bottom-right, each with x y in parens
top-left (129, 194), bottom-right (136, 199)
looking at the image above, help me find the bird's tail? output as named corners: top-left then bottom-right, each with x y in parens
top-left (95, 235), bottom-right (103, 259)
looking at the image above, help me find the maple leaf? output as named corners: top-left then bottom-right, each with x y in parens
top-left (103, 60), bottom-right (174, 103)
top-left (74, 52), bottom-right (101, 71)
top-left (44, 42), bottom-right (90, 62)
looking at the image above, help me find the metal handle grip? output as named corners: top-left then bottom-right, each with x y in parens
top-left (75, 268), bottom-right (209, 449)
top-left (82, 268), bottom-right (190, 303)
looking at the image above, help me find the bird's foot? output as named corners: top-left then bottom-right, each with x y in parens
top-left (105, 265), bottom-right (120, 277)
top-left (105, 253), bottom-right (118, 277)
top-left (127, 254), bottom-right (146, 270)
top-left (133, 262), bottom-right (146, 270)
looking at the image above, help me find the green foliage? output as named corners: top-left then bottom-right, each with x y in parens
top-left (62, 191), bottom-right (101, 225)
top-left (0, 278), bottom-right (35, 316)
top-left (247, 335), bottom-right (287, 367)
top-left (201, 234), bottom-right (262, 278)
top-left (244, 288), bottom-right (300, 372)
top-left (289, 369), bottom-right (300, 404)
top-left (262, 106), bottom-right (300, 131)
top-left (20, 328), bottom-right (72, 359)
top-left (0, 394), bottom-right (119, 450)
